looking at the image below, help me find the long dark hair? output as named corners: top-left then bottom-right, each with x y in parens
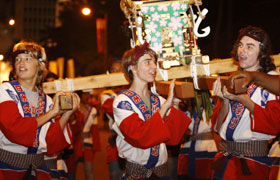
top-left (231, 26), bottom-right (275, 73)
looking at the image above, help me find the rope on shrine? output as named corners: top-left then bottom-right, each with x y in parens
top-left (66, 79), bottom-right (74, 92)
top-left (54, 79), bottom-right (74, 92)
top-left (191, 56), bottom-right (210, 90)
top-left (150, 62), bottom-right (169, 95)
top-left (151, 81), bottom-right (159, 96)
top-left (55, 80), bottom-right (61, 91)
top-left (157, 64), bottom-right (169, 82)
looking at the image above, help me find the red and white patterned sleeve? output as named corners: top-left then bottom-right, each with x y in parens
top-left (113, 95), bottom-right (191, 149)
top-left (0, 100), bottom-right (37, 146)
top-left (164, 107), bottom-right (191, 145)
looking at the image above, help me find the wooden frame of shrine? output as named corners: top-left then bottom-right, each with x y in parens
top-left (43, 55), bottom-right (280, 98)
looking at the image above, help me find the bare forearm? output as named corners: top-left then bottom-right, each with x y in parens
top-left (252, 72), bottom-right (279, 95)
top-left (36, 110), bottom-right (56, 127)
top-left (59, 112), bottom-right (72, 129)
top-left (240, 98), bottom-right (255, 113)
top-left (215, 99), bottom-right (229, 132)
top-left (159, 104), bottom-right (170, 118)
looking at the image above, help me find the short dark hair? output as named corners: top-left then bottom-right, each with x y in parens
top-left (45, 72), bottom-right (58, 81)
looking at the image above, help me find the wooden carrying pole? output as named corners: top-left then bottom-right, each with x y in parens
top-left (43, 54), bottom-right (280, 94)
top-left (155, 76), bottom-right (247, 99)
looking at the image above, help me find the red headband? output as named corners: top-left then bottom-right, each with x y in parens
top-left (130, 42), bottom-right (150, 65)
top-left (238, 26), bottom-right (262, 43)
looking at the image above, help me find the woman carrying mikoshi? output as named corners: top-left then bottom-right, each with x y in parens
top-left (112, 42), bottom-right (192, 179)
top-left (0, 40), bottom-right (80, 179)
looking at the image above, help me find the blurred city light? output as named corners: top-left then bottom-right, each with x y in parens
top-left (0, 55), bottom-right (4, 61)
top-left (81, 7), bottom-right (91, 16)
top-left (9, 19), bottom-right (15, 26)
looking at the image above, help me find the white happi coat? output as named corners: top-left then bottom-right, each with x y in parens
top-left (112, 93), bottom-right (168, 167)
top-left (218, 71), bottom-right (278, 142)
top-left (0, 82), bottom-right (71, 155)
top-left (182, 110), bottom-right (217, 152)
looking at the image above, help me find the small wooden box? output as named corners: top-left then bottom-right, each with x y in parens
top-left (229, 77), bottom-right (247, 94)
top-left (156, 81), bottom-right (194, 99)
top-left (156, 76), bottom-right (247, 99)
top-left (59, 93), bottom-right (73, 110)
top-left (197, 76), bottom-right (247, 94)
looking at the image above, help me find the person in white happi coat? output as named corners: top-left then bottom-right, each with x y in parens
top-left (112, 42), bottom-right (192, 179)
top-left (177, 95), bottom-right (218, 179)
top-left (0, 40), bottom-right (80, 179)
top-left (212, 26), bottom-right (278, 180)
